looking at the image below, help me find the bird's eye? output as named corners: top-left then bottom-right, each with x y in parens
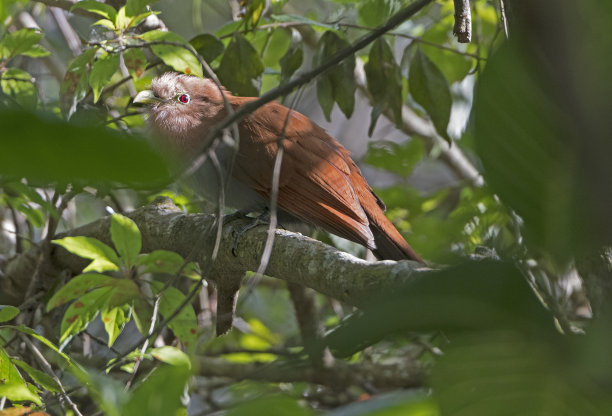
top-left (177, 94), bottom-right (190, 104)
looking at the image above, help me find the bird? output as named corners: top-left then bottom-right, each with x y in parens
top-left (133, 72), bottom-right (423, 262)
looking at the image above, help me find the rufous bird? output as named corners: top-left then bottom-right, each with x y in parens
top-left (134, 72), bottom-right (422, 262)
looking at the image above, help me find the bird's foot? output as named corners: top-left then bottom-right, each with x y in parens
top-left (231, 211), bottom-right (270, 256)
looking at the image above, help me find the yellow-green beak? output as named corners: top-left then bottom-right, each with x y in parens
top-left (133, 90), bottom-right (163, 105)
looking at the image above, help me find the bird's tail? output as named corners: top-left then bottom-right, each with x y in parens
top-left (369, 215), bottom-right (423, 262)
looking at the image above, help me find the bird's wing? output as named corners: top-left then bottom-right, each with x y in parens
top-left (230, 99), bottom-right (376, 249)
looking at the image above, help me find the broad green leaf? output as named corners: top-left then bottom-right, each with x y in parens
top-left (125, 0), bottom-right (154, 17)
top-left (60, 47), bottom-right (96, 117)
top-left (0, 347), bottom-right (41, 404)
top-left (52, 237), bottom-right (120, 272)
top-left (0, 110), bottom-right (170, 187)
top-left (110, 213), bottom-right (141, 268)
top-left (12, 359), bottom-right (61, 393)
top-left (409, 47), bottom-right (452, 143)
top-left (1, 68), bottom-right (37, 108)
top-left (327, 390), bottom-right (438, 416)
top-left (4, 325), bottom-right (83, 379)
top-left (71, 0), bottom-right (117, 21)
top-left (262, 28), bottom-right (291, 68)
top-left (136, 249), bottom-right (184, 275)
top-left (20, 44), bottom-right (49, 58)
top-left (365, 139), bottom-right (425, 177)
top-left (47, 273), bottom-right (117, 311)
top-left (358, 0), bottom-right (402, 28)
top-left (123, 48), bottom-right (147, 78)
top-left (60, 286), bottom-right (114, 343)
top-left (0, 28), bottom-right (43, 59)
top-left (152, 284), bottom-right (198, 351)
top-left (190, 33), bottom-right (224, 64)
top-left (150, 346), bottom-right (191, 368)
top-left (101, 305), bottom-right (130, 346)
top-left (227, 395), bottom-right (313, 416)
top-left (89, 50), bottom-right (119, 103)
top-left (218, 32), bottom-right (264, 96)
top-left (0, 305), bottom-right (19, 322)
top-left (279, 41), bottom-right (303, 83)
top-left (314, 31), bottom-right (356, 120)
top-left (419, 15), bottom-right (473, 84)
top-left (114, 6), bottom-right (130, 30)
top-left (365, 37), bottom-right (403, 133)
top-left (93, 18), bottom-right (116, 31)
top-left (123, 365), bottom-right (190, 416)
top-left (140, 30), bottom-right (203, 77)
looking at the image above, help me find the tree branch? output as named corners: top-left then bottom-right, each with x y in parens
top-left (1, 198), bottom-right (429, 308)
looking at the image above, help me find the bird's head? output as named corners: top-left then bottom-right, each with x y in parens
top-left (133, 72), bottom-right (230, 154)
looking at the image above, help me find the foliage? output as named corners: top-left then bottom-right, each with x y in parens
top-left (0, 0), bottom-right (609, 415)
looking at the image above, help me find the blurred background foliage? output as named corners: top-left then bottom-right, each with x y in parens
top-left (0, 0), bottom-right (611, 415)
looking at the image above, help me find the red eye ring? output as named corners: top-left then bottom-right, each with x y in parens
top-left (178, 93), bottom-right (190, 104)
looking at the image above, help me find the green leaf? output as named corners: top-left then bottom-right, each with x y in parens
top-left (365, 37), bottom-right (403, 132)
top-left (110, 213), bottom-right (141, 268)
top-left (122, 48), bottom-right (147, 78)
top-left (75, 368), bottom-right (129, 416)
top-left (357, 0), bottom-right (402, 28)
top-left (47, 273), bottom-right (117, 311)
top-left (11, 359), bottom-right (61, 393)
top-left (60, 286), bottom-right (114, 343)
top-left (327, 390), bottom-right (438, 416)
top-left (89, 50), bottom-right (119, 103)
top-left (0, 347), bottom-right (41, 404)
top-left (218, 32), bottom-right (264, 96)
top-left (0, 28), bottom-right (43, 59)
top-left (123, 365), bottom-right (190, 416)
top-left (152, 284), bottom-right (198, 351)
top-left (279, 41), bottom-right (303, 83)
top-left (190, 33), bottom-right (224, 63)
top-left (409, 47), bottom-right (452, 143)
top-left (93, 18), bottom-right (116, 31)
top-left (71, 0), bottom-right (117, 22)
top-left (53, 236), bottom-right (119, 272)
top-left (136, 250), bottom-right (184, 275)
top-left (125, 0), bottom-right (154, 17)
top-left (0, 109), bottom-right (170, 187)
top-left (227, 395), bottom-right (313, 416)
top-left (101, 305), bottom-right (130, 346)
top-left (140, 30), bottom-right (203, 77)
top-left (271, 14), bottom-right (338, 30)
top-left (60, 47), bottom-right (97, 117)
top-left (20, 44), bottom-right (50, 58)
top-left (1, 68), bottom-right (37, 108)
top-left (314, 31), bottom-right (356, 120)
top-left (0, 305), bottom-right (19, 322)
top-left (132, 296), bottom-right (153, 335)
top-left (150, 346), bottom-right (191, 368)
top-left (365, 139), bottom-right (425, 177)
top-left (243, 0), bottom-right (266, 28)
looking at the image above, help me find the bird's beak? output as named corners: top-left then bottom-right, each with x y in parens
top-left (133, 90), bottom-right (163, 106)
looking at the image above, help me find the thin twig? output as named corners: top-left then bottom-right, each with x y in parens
top-left (499, 0), bottom-right (509, 38)
top-left (21, 334), bottom-right (84, 416)
top-left (125, 294), bottom-right (161, 389)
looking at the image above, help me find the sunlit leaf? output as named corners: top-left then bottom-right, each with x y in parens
top-left (71, 0), bottom-right (117, 22)
top-left (11, 359), bottom-right (61, 393)
top-left (110, 213), bottom-right (141, 268)
top-left (1, 68), bottom-right (37, 108)
top-left (136, 249), bottom-right (185, 275)
top-left (60, 286), bottom-right (114, 343)
top-left (46, 273), bottom-right (116, 311)
top-left (0, 28), bottom-right (43, 59)
top-left (52, 237), bottom-right (120, 273)
top-left (101, 305), bottom-right (130, 346)
top-left (140, 30), bottom-right (203, 77)
top-left (0, 305), bottom-right (19, 322)
top-left (0, 347), bottom-right (41, 404)
top-left (150, 346), bottom-right (191, 368)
